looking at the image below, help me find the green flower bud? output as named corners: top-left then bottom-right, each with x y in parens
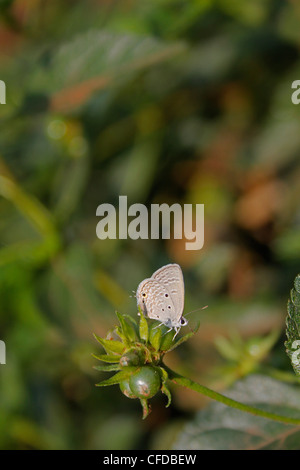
top-left (129, 366), bottom-right (161, 399)
top-left (119, 379), bottom-right (138, 399)
top-left (119, 348), bottom-right (144, 367)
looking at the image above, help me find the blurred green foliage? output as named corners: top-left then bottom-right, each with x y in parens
top-left (0, 0), bottom-right (300, 450)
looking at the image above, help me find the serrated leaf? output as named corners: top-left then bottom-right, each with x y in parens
top-left (173, 375), bottom-right (300, 450)
top-left (92, 353), bottom-right (121, 363)
top-left (93, 333), bottom-right (126, 355)
top-left (294, 274), bottom-right (300, 293)
top-left (291, 288), bottom-right (300, 307)
top-left (95, 367), bottom-right (136, 387)
top-left (285, 274), bottom-right (300, 376)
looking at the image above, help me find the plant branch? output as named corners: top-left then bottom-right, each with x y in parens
top-left (164, 365), bottom-right (300, 426)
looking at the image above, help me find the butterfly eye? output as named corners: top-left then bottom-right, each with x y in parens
top-left (164, 293), bottom-right (169, 297)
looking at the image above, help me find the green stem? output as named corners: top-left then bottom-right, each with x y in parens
top-left (164, 365), bottom-right (300, 426)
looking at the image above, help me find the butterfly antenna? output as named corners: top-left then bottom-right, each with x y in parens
top-left (185, 305), bottom-right (208, 317)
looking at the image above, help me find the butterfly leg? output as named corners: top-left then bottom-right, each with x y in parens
top-left (152, 322), bottom-right (165, 330)
top-left (172, 328), bottom-right (180, 340)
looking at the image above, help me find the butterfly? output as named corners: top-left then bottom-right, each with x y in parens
top-left (136, 263), bottom-right (187, 338)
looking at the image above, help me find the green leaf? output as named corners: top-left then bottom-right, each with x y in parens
top-left (114, 326), bottom-right (127, 343)
top-left (93, 333), bottom-right (126, 355)
top-left (139, 313), bottom-right (149, 342)
top-left (285, 274), bottom-right (300, 376)
top-left (116, 311), bottom-right (137, 343)
top-left (95, 367), bottom-right (136, 387)
top-left (157, 366), bottom-right (172, 408)
top-left (172, 375), bottom-right (300, 450)
top-left (122, 314), bottom-right (138, 328)
top-left (295, 274), bottom-right (300, 293)
top-left (92, 353), bottom-right (121, 363)
top-left (291, 288), bottom-right (300, 308)
top-left (166, 322), bottom-right (200, 353)
top-left (30, 30), bottom-right (186, 111)
top-left (93, 363), bottom-right (121, 372)
top-left (160, 330), bottom-right (175, 352)
top-left (149, 328), bottom-right (162, 351)
top-left (140, 398), bottom-right (151, 420)
top-left (161, 382), bottom-right (172, 408)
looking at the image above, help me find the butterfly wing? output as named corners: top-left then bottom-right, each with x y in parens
top-left (136, 278), bottom-right (178, 325)
top-left (151, 264), bottom-right (184, 323)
